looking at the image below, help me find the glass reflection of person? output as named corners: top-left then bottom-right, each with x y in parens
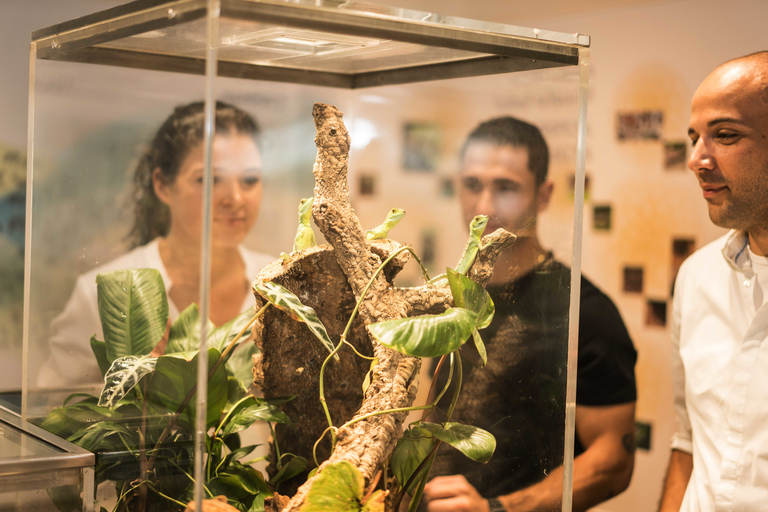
top-left (40, 101), bottom-right (273, 388)
top-left (422, 117), bottom-right (638, 512)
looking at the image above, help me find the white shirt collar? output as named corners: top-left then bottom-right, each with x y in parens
top-left (721, 230), bottom-right (751, 272)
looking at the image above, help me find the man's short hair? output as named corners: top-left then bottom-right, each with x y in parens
top-left (462, 116), bottom-right (549, 187)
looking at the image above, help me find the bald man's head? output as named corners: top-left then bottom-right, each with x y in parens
top-left (687, 51), bottom-right (768, 235)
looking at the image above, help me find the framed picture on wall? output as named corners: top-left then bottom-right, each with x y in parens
top-left (645, 299), bottom-right (668, 327)
top-left (663, 141), bottom-right (687, 170)
top-left (359, 173), bottom-right (377, 196)
top-left (593, 204), bottom-right (612, 231)
top-left (671, 238), bottom-right (695, 295)
top-left (403, 122), bottom-right (441, 172)
top-left (616, 110), bottom-right (663, 141)
top-left (623, 266), bottom-right (644, 293)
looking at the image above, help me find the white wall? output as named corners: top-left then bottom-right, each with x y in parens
top-left (2, 0), bottom-right (767, 509)
top-left (374, 0), bottom-right (766, 510)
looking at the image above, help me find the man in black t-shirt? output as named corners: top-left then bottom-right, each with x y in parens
top-left (422, 117), bottom-right (637, 512)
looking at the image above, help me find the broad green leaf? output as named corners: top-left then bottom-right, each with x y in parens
top-left (90, 337), bottom-right (110, 377)
top-left (165, 304), bottom-right (212, 354)
top-left (70, 420), bottom-right (136, 453)
top-left (208, 461), bottom-right (270, 502)
top-left (471, 330), bottom-right (488, 367)
top-left (227, 376), bottom-right (249, 409)
top-left (249, 495), bottom-right (266, 512)
top-left (227, 342), bottom-right (258, 391)
top-left (368, 309), bottom-right (478, 358)
top-left (419, 422), bottom-right (496, 463)
top-left (40, 396), bottom-right (139, 441)
top-left (252, 281), bottom-right (338, 361)
top-left (269, 455), bottom-right (307, 486)
top-left (300, 460), bottom-right (366, 512)
top-left (362, 490), bottom-right (386, 512)
top-left (209, 309), bottom-right (255, 353)
top-left (47, 485), bottom-right (81, 512)
top-left (221, 444), bottom-right (260, 470)
top-left (96, 269), bottom-right (169, 362)
top-left (390, 426), bottom-right (434, 494)
top-left (97, 355), bottom-right (156, 408)
top-left (220, 397), bottom-right (293, 438)
top-left (146, 348), bottom-right (228, 430)
top-left (447, 268), bottom-right (494, 329)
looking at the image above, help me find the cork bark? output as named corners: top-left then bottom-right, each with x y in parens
top-left (252, 103), bottom-right (515, 510)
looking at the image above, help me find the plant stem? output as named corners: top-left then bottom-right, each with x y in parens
top-left (393, 439), bottom-right (442, 511)
top-left (207, 394), bottom-right (253, 480)
top-left (146, 304), bottom-right (269, 473)
top-left (138, 380), bottom-right (149, 512)
top-left (445, 351), bottom-right (463, 422)
top-left (312, 426), bottom-right (337, 467)
top-left (269, 422), bottom-right (282, 469)
top-left (394, 351), bottom-right (463, 512)
top-left (316, 245), bottom-right (417, 448)
top-left (421, 354), bottom-right (449, 421)
top-left (338, 404), bottom-right (434, 431)
top-left (146, 481), bottom-right (189, 508)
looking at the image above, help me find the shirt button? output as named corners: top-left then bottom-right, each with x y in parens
top-left (744, 280), bottom-right (751, 287)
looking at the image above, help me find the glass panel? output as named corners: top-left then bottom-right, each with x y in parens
top-left (26, 3), bottom-right (587, 511)
top-left (96, 17), bottom-right (495, 73)
top-left (0, 411), bottom-right (93, 510)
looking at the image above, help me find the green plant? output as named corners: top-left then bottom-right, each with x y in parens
top-left (41, 252), bottom-right (497, 512)
top-left (40, 269), bottom-right (299, 512)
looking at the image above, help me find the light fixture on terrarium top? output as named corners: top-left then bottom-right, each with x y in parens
top-left (221, 27), bottom-right (384, 58)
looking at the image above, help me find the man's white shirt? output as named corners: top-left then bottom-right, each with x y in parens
top-left (672, 230), bottom-right (768, 511)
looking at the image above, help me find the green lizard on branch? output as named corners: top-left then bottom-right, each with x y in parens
top-left (280, 197), bottom-right (316, 262)
top-left (365, 207), bottom-right (406, 241)
top-left (429, 214), bottom-right (491, 285)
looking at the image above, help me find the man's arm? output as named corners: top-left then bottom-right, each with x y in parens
top-left (423, 402), bottom-right (636, 512)
top-left (658, 449), bottom-right (692, 512)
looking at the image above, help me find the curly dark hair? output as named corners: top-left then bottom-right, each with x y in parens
top-left (127, 101), bottom-right (260, 248)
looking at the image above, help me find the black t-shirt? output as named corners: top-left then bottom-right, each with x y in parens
top-left (429, 258), bottom-right (637, 498)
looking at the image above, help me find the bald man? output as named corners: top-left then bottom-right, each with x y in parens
top-left (659, 51), bottom-right (768, 511)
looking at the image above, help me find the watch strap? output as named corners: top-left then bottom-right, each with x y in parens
top-left (487, 498), bottom-right (506, 512)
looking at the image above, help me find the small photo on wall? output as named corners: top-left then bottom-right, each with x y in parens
top-left (403, 122), bottom-right (441, 172)
top-left (440, 177), bottom-right (455, 198)
top-left (617, 110), bottom-right (663, 141)
top-left (623, 266), bottom-right (644, 293)
top-left (645, 299), bottom-right (668, 327)
top-left (671, 238), bottom-right (695, 295)
top-left (664, 141), bottom-right (688, 170)
top-left (421, 229), bottom-right (437, 269)
top-left (359, 174), bottom-right (377, 196)
top-left (568, 173), bottom-right (591, 202)
top-left (593, 205), bottom-right (612, 231)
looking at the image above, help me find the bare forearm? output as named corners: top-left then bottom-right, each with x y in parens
top-left (658, 450), bottom-right (692, 512)
top-left (498, 445), bottom-right (634, 512)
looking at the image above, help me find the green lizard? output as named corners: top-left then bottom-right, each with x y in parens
top-left (365, 207), bottom-right (406, 241)
top-left (429, 214), bottom-right (491, 285)
top-left (280, 197), bottom-right (316, 262)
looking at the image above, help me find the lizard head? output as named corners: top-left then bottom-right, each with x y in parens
top-left (388, 208), bottom-right (406, 223)
top-left (470, 215), bottom-right (489, 236)
top-left (298, 197), bottom-right (314, 216)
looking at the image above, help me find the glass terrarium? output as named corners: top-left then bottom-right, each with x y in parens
top-left (0, 405), bottom-right (94, 512)
top-left (23, 1), bottom-right (589, 511)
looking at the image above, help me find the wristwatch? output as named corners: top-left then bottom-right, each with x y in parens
top-left (487, 498), bottom-right (506, 512)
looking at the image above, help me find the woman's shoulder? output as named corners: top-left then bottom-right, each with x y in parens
top-left (76, 240), bottom-right (163, 285)
top-left (239, 246), bottom-right (276, 276)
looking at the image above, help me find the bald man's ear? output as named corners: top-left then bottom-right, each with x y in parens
top-left (537, 180), bottom-right (554, 212)
top-left (153, 168), bottom-right (172, 206)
